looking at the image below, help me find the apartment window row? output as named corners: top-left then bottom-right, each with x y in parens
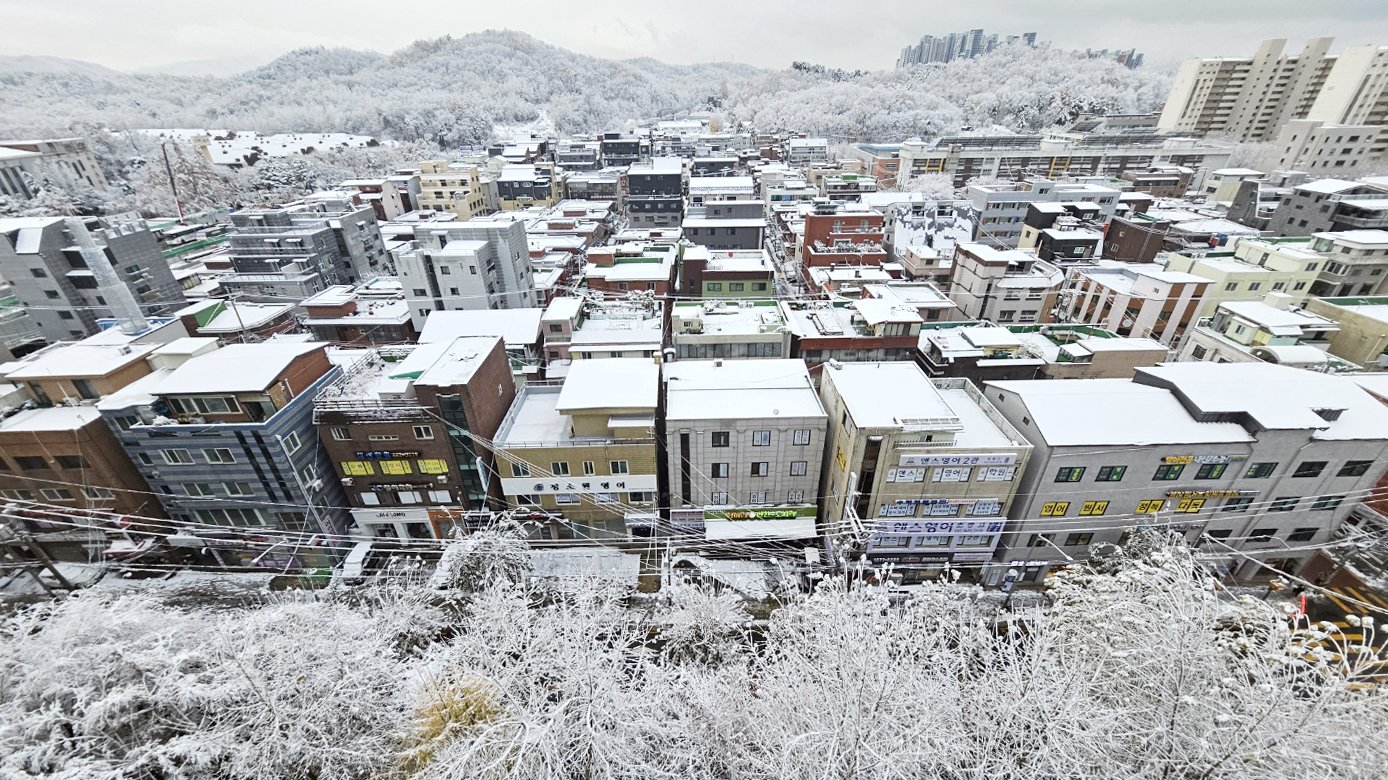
top-left (707, 460), bottom-right (810, 478)
top-left (710, 429), bottom-right (813, 448)
top-left (342, 458), bottom-right (450, 476)
top-left (147, 447), bottom-right (238, 466)
top-left (705, 282), bottom-right (770, 292)
top-left (0, 454), bottom-right (89, 471)
top-left (510, 460), bottom-right (630, 478)
top-left (359, 489), bottom-right (452, 506)
top-left (182, 481), bottom-right (256, 497)
top-left (1052, 459), bottom-right (1375, 484)
top-left (708, 489), bottom-right (808, 505)
top-left (331, 425), bottom-right (436, 442)
top-left (1028, 532), bottom-right (1095, 548)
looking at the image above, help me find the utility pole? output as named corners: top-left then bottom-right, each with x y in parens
top-left (161, 142), bottom-right (185, 223)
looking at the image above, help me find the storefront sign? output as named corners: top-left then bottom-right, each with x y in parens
top-left (1165, 489), bottom-right (1258, 499)
top-left (355, 450), bottom-right (422, 460)
top-left (1161, 454), bottom-right (1248, 465)
top-left (350, 507), bottom-right (429, 525)
top-left (900, 453), bottom-right (1017, 467)
top-left (706, 506), bottom-right (815, 521)
top-left (500, 474), bottom-right (658, 496)
top-left (875, 519), bottom-right (1005, 535)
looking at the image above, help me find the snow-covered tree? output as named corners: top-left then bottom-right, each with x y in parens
top-left (895, 172), bottom-right (957, 199)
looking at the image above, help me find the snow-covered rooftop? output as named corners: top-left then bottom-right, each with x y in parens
top-left (556, 358), bottom-right (658, 413)
top-left (0, 406), bottom-right (102, 433)
top-left (664, 359), bottom-right (825, 421)
top-left (827, 362), bottom-right (958, 428)
top-left (417, 309), bottom-right (545, 347)
top-left (4, 343), bottom-right (156, 381)
top-left (152, 342), bottom-right (324, 396)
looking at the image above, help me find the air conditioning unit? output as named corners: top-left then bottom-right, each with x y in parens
top-left (340, 477), bottom-right (354, 486)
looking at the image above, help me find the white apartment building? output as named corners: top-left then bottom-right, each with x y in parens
top-left (1060, 263), bottom-right (1210, 345)
top-left (1178, 296), bottom-right (1342, 367)
top-left (968, 178), bottom-right (1120, 247)
top-left (949, 243), bottom-right (1063, 324)
top-left (1274, 120), bottom-right (1387, 174)
top-left (785, 138), bottom-right (830, 167)
top-left (987, 363), bottom-right (1388, 582)
top-left (1163, 238), bottom-right (1324, 319)
top-left (818, 362), bottom-right (1032, 584)
top-left (663, 360), bottom-right (827, 542)
top-left (1306, 229), bottom-right (1388, 297)
top-left (396, 214), bottom-right (537, 329)
top-left (414, 161), bottom-right (488, 220)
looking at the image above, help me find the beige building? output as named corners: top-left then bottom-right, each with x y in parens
top-left (494, 359), bottom-right (660, 540)
top-left (1162, 237), bottom-right (1323, 319)
top-left (1059, 263), bottom-right (1210, 345)
top-left (1274, 120), bottom-right (1387, 174)
top-left (1303, 294), bottom-right (1388, 368)
top-left (415, 161), bottom-right (488, 220)
top-left (818, 362), bottom-right (1032, 584)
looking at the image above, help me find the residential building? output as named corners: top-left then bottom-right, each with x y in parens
top-left (670, 299), bottom-right (793, 360)
top-left (917, 322), bottom-right (1168, 382)
top-left (626, 157), bottom-right (685, 228)
top-left (495, 163), bottom-right (560, 210)
top-left (861, 281), bottom-right (959, 323)
top-left (415, 161), bottom-right (488, 220)
top-left (313, 336), bottom-right (516, 539)
top-left (681, 200), bottom-right (765, 250)
top-left (564, 298), bottom-right (664, 364)
top-left (1035, 228), bottom-right (1103, 264)
top-left (688, 176), bottom-right (756, 203)
top-left (1118, 165), bottom-right (1195, 197)
top-left (340, 178), bottom-right (407, 221)
top-left (563, 170), bottom-right (623, 203)
top-left (1157, 38), bottom-right (1337, 142)
top-left (818, 362), bottom-right (1032, 583)
top-left (1178, 296), bottom-right (1344, 369)
top-left (1274, 120), bottom-right (1387, 174)
top-left (0, 281), bottom-right (43, 359)
top-left (0, 216), bottom-right (184, 343)
top-left (97, 341), bottom-right (351, 539)
top-left (300, 283), bottom-right (416, 346)
top-left (677, 245), bottom-right (775, 298)
top-left (785, 138), bottom-right (830, 167)
top-left (1265, 178), bottom-right (1388, 236)
top-left (800, 201), bottom-right (887, 269)
top-left (1305, 229), bottom-right (1388, 296)
top-left (417, 308), bottom-right (545, 382)
top-left (1059, 263), bottom-right (1210, 344)
top-left (582, 242), bottom-right (678, 297)
top-left (1102, 215), bottom-right (1171, 263)
top-left (805, 265), bottom-right (897, 297)
top-left (663, 360), bottom-right (827, 542)
top-left (599, 133), bottom-right (648, 169)
top-left (948, 243), bottom-right (1063, 324)
top-left (899, 135), bottom-right (1230, 190)
top-left (554, 141), bottom-right (601, 172)
top-left (967, 178), bottom-right (1120, 247)
top-left (821, 173), bottom-right (879, 202)
top-left (396, 214), bottom-right (537, 329)
top-left (1302, 294), bottom-right (1388, 368)
top-left (494, 358), bottom-right (660, 539)
top-left (779, 299), bottom-right (922, 368)
top-left (1162, 239), bottom-right (1323, 319)
top-left (0, 138), bottom-right (106, 191)
top-left (0, 146), bottom-right (39, 198)
top-left (219, 200), bottom-right (387, 300)
top-left (174, 299), bottom-right (298, 342)
top-left (988, 363), bottom-right (1388, 582)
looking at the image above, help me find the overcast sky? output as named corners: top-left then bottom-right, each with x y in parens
top-left (5, 0), bottom-right (1388, 73)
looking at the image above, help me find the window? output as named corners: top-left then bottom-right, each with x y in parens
top-left (1054, 466), bottom-right (1085, 483)
top-left (583, 460), bottom-right (596, 476)
top-left (1224, 282), bottom-right (1238, 292)
top-left (793, 429), bottom-right (812, 445)
top-left (514, 494), bottom-right (539, 506)
top-left (730, 282), bottom-right (745, 292)
top-left (412, 425), bottom-right (434, 440)
top-left (1338, 460), bottom-right (1373, 477)
top-left (609, 460), bottom-right (629, 475)
top-left (169, 395), bottom-right (240, 415)
top-left (1245, 462), bottom-right (1277, 479)
top-left (1311, 495), bottom-right (1345, 511)
top-left (330, 427), bottom-right (350, 441)
top-left (790, 461), bottom-right (808, 476)
top-left (752, 430), bottom-right (771, 446)
top-left (183, 482), bottom-right (216, 496)
top-left (706, 282), bottom-right (722, 292)
top-left (1204, 529), bottom-right (1232, 541)
top-left (1040, 501), bottom-right (1070, 517)
top-left (0, 489), bottom-right (31, 500)
top-left (1249, 528), bottom-right (1278, 542)
top-left (397, 491), bottom-right (422, 505)
top-left (1153, 464), bottom-right (1184, 481)
top-left (224, 482), bottom-right (253, 496)
top-left (282, 431), bottom-right (302, 453)
top-left (1195, 463), bottom-right (1226, 480)
top-left (1028, 533), bottom-right (1056, 548)
top-left (429, 490), bottom-right (451, 503)
top-left (1292, 461), bottom-right (1326, 478)
top-left (711, 431), bottom-right (730, 447)
top-left (161, 449), bottom-right (194, 465)
top-left (1065, 533), bottom-right (1094, 546)
top-left (550, 462), bottom-right (570, 476)
top-left (1079, 500), bottom-right (1109, 516)
top-left (1222, 496), bottom-right (1254, 512)
top-left (1269, 497), bottom-right (1300, 512)
top-left (788, 489), bottom-right (805, 502)
top-left (1095, 465), bottom-right (1126, 482)
top-left (875, 536), bottom-right (910, 548)
top-left (1135, 499), bottom-right (1165, 514)
top-left (711, 463), bottom-right (730, 478)
top-left (1287, 528), bottom-right (1318, 543)
top-left (628, 491), bottom-right (654, 503)
top-left (202, 448), bottom-right (236, 464)
top-left (81, 487), bottom-right (114, 500)
top-left (40, 488), bottom-right (74, 501)
top-left (750, 462), bottom-right (770, 477)
top-left (510, 463), bottom-right (530, 477)
top-left (1191, 345), bottom-right (1208, 363)
top-left (711, 491), bottom-right (729, 504)
top-left (54, 455), bottom-right (86, 469)
top-left (368, 434), bottom-right (399, 442)
top-left (13, 455), bottom-right (46, 470)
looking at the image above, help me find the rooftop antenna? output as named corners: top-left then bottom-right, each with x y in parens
top-left (65, 218), bottom-right (150, 336)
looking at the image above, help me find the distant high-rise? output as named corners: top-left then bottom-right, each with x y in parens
top-left (895, 28), bottom-right (1040, 68)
